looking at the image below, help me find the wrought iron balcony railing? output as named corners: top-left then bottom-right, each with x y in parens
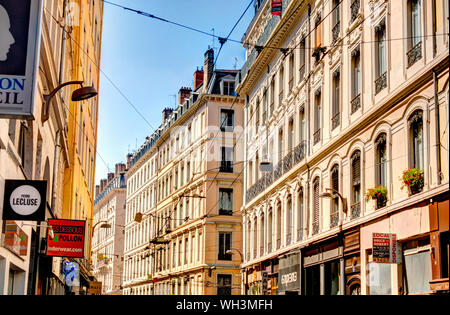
top-left (375, 72), bottom-right (387, 95)
top-left (351, 0), bottom-right (360, 23)
top-left (330, 211), bottom-right (339, 228)
top-left (407, 41), bottom-right (422, 68)
top-left (331, 112), bottom-right (340, 130)
top-left (313, 129), bottom-right (321, 145)
top-left (351, 202), bottom-right (361, 220)
top-left (351, 93), bottom-right (361, 114)
top-left (332, 21), bottom-right (340, 44)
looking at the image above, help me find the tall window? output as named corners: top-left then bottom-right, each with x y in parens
top-left (332, 70), bottom-right (340, 130)
top-left (408, 110), bottom-right (423, 170)
top-left (299, 39), bottom-right (306, 78)
top-left (331, 164), bottom-right (340, 228)
top-left (218, 232), bottom-right (232, 260)
top-left (408, 0), bottom-right (421, 48)
top-left (288, 118), bottom-right (294, 151)
top-left (375, 20), bottom-right (387, 94)
top-left (279, 66), bottom-right (284, 105)
top-left (255, 99), bottom-right (260, 133)
top-left (286, 195), bottom-right (292, 245)
top-left (297, 189), bottom-right (304, 241)
top-left (313, 177), bottom-right (320, 235)
top-left (217, 274), bottom-right (232, 295)
top-left (313, 90), bottom-right (321, 145)
top-left (260, 214), bottom-right (265, 255)
top-left (268, 209), bottom-right (273, 252)
top-left (220, 109), bottom-right (234, 132)
top-left (315, 14), bottom-right (322, 48)
top-left (375, 133), bottom-right (388, 187)
top-left (270, 78), bottom-right (275, 115)
top-left (276, 202), bottom-right (282, 249)
top-left (278, 128), bottom-right (284, 162)
top-left (332, 0), bottom-right (341, 44)
top-left (219, 188), bottom-right (233, 216)
top-left (220, 147), bottom-right (234, 173)
top-left (351, 151), bottom-right (361, 207)
top-left (263, 89), bottom-right (268, 121)
top-left (351, 47), bottom-right (361, 114)
top-left (289, 53), bottom-right (294, 91)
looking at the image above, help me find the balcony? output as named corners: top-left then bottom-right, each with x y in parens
top-left (246, 142), bottom-right (306, 204)
top-left (375, 72), bottom-right (387, 95)
top-left (351, 0), bottom-right (360, 23)
top-left (407, 41), bottom-right (422, 68)
top-left (351, 93), bottom-right (361, 114)
top-left (351, 202), bottom-right (361, 220)
top-left (219, 161), bottom-right (233, 173)
top-left (332, 21), bottom-right (340, 44)
top-left (330, 211), bottom-right (339, 228)
top-left (297, 229), bottom-right (303, 242)
top-left (313, 129), bottom-right (321, 145)
top-left (331, 112), bottom-right (340, 130)
top-left (313, 221), bottom-right (319, 235)
top-left (267, 242), bottom-right (272, 253)
top-left (286, 233), bottom-right (292, 245)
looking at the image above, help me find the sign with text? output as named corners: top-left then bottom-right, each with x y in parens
top-left (2, 180), bottom-right (47, 221)
top-left (89, 281), bottom-right (102, 295)
top-left (0, 0), bottom-right (43, 118)
top-left (46, 219), bottom-right (86, 258)
top-left (272, 0), bottom-right (282, 16)
top-left (372, 233), bottom-right (401, 264)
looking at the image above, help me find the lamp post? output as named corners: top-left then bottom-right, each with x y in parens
top-left (226, 248), bottom-right (244, 294)
top-left (319, 187), bottom-right (348, 230)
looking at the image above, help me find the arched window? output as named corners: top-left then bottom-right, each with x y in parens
top-left (313, 177), bottom-right (320, 235)
top-left (351, 150), bottom-right (361, 219)
top-left (268, 208), bottom-right (273, 252)
top-left (286, 194), bottom-right (292, 245)
top-left (297, 188), bottom-right (304, 241)
top-left (276, 202), bottom-right (282, 249)
top-left (330, 164), bottom-right (340, 228)
top-left (408, 110), bottom-right (423, 170)
top-left (253, 218), bottom-right (258, 259)
top-left (375, 133), bottom-right (387, 187)
top-left (260, 213), bottom-right (265, 255)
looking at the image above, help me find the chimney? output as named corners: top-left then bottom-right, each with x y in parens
top-left (162, 107), bottom-right (174, 123)
top-left (115, 163), bottom-right (126, 176)
top-left (95, 185), bottom-right (100, 199)
top-left (126, 153), bottom-right (133, 170)
top-left (203, 47), bottom-right (214, 93)
top-left (193, 67), bottom-right (204, 91)
top-left (107, 172), bottom-right (114, 183)
top-left (178, 87), bottom-right (192, 105)
top-left (100, 179), bottom-right (107, 192)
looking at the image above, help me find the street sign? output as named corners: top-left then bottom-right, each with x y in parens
top-left (46, 219), bottom-right (86, 258)
top-left (3, 221), bottom-right (28, 256)
top-left (2, 180), bottom-right (47, 221)
top-left (0, 0), bottom-right (44, 118)
top-left (372, 233), bottom-right (402, 264)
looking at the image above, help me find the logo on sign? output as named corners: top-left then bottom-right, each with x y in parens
top-left (9, 185), bottom-right (41, 216)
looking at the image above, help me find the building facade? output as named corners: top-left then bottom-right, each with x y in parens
top-left (0, 0), bottom-right (103, 295)
top-left (122, 49), bottom-right (245, 295)
top-left (237, 0), bottom-right (449, 295)
top-left (91, 163), bottom-right (126, 295)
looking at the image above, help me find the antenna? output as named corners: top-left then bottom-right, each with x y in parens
top-left (211, 28), bottom-right (218, 56)
top-left (233, 57), bottom-right (238, 70)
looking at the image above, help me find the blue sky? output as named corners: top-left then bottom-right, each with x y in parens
top-left (94, 0), bottom-right (254, 185)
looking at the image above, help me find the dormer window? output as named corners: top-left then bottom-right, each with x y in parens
top-left (221, 80), bottom-right (236, 96)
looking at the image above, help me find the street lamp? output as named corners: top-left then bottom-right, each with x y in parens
top-left (319, 188), bottom-right (348, 231)
top-left (225, 248), bottom-right (244, 294)
top-left (42, 80), bottom-right (98, 122)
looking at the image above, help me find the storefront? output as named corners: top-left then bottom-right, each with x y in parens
top-left (278, 250), bottom-right (301, 295)
top-left (343, 229), bottom-right (361, 295)
top-left (244, 258), bottom-right (279, 295)
top-left (302, 237), bottom-right (345, 295)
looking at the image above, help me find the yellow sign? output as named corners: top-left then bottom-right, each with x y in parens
top-left (89, 281), bottom-right (102, 294)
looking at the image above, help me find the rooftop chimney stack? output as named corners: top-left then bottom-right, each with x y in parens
top-left (115, 163), bottom-right (126, 176)
top-left (203, 47), bottom-right (214, 93)
top-left (126, 153), bottom-right (133, 170)
top-left (193, 67), bottom-right (204, 91)
top-left (178, 87), bottom-right (192, 105)
top-left (162, 107), bottom-right (174, 123)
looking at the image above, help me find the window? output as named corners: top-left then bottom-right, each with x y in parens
top-left (217, 274), bottom-right (232, 295)
top-left (184, 237), bottom-right (189, 265)
top-left (286, 195), bottom-right (292, 245)
top-left (313, 90), bottom-right (321, 145)
top-left (403, 237), bottom-right (432, 294)
top-left (332, 0), bottom-right (341, 44)
top-left (375, 20), bottom-right (387, 94)
top-left (408, 0), bottom-right (421, 48)
top-left (325, 259), bottom-right (341, 295)
top-left (270, 78), bottom-right (275, 114)
top-left (278, 128), bottom-right (284, 162)
top-left (219, 188), bottom-right (233, 215)
top-left (331, 164), bottom-right (339, 228)
top-left (332, 70), bottom-right (340, 130)
top-left (222, 80), bottom-right (235, 96)
top-left (263, 89), bottom-right (268, 121)
top-left (268, 209), bottom-right (273, 252)
top-left (279, 66), bottom-right (284, 105)
top-left (220, 109), bottom-right (234, 132)
top-left (289, 53), bottom-right (294, 91)
top-left (255, 99), bottom-right (260, 133)
top-left (276, 202), bottom-right (282, 249)
top-left (218, 232), bottom-right (232, 260)
top-left (313, 177), bottom-right (320, 235)
top-left (351, 47), bottom-right (361, 114)
top-left (408, 110), bottom-right (423, 170)
top-left (299, 39), bottom-right (306, 79)
top-left (368, 261), bottom-right (391, 295)
top-left (315, 14), bottom-right (322, 48)
top-left (375, 133), bottom-right (387, 187)
top-left (220, 147), bottom-right (234, 173)
top-left (297, 189), bottom-right (304, 241)
top-left (288, 118), bottom-right (294, 151)
top-left (260, 214), bottom-right (265, 255)
top-left (351, 151), bottom-right (361, 208)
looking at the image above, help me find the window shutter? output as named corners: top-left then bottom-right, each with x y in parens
top-left (352, 151), bottom-right (361, 186)
top-left (313, 178), bottom-right (320, 223)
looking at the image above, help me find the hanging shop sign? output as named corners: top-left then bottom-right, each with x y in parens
top-left (89, 281), bottom-right (102, 295)
top-left (2, 221), bottom-right (28, 256)
top-left (2, 180), bottom-right (47, 221)
top-left (372, 233), bottom-right (401, 264)
top-left (272, 0), bottom-right (282, 16)
top-left (46, 219), bottom-right (86, 258)
top-left (0, 0), bottom-right (44, 118)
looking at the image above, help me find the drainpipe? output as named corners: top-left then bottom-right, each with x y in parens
top-left (433, 70), bottom-right (441, 185)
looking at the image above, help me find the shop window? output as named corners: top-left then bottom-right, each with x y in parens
top-left (367, 262), bottom-right (392, 295)
top-left (304, 265), bottom-right (320, 295)
top-left (403, 238), bottom-right (432, 294)
top-left (325, 260), bottom-right (341, 295)
top-left (217, 274), bottom-right (232, 295)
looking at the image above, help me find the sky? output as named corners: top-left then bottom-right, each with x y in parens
top-left (94, 0), bottom-right (255, 185)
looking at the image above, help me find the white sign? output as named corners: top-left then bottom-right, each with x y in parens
top-left (9, 184), bottom-right (41, 216)
top-left (0, 0), bottom-right (44, 118)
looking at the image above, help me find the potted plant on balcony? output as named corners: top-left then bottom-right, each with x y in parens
top-left (365, 185), bottom-right (388, 209)
top-left (401, 168), bottom-right (424, 195)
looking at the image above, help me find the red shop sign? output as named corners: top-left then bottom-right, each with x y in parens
top-left (46, 219), bottom-right (86, 258)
